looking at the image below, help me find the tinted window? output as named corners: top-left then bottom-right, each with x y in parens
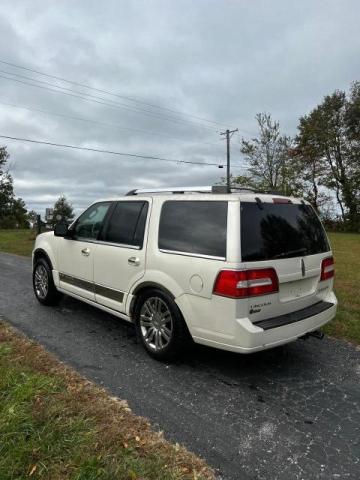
top-left (74, 202), bottom-right (111, 240)
top-left (241, 202), bottom-right (330, 261)
top-left (103, 201), bottom-right (148, 247)
top-left (159, 201), bottom-right (227, 258)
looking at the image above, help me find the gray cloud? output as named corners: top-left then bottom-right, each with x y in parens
top-left (0, 0), bottom-right (359, 216)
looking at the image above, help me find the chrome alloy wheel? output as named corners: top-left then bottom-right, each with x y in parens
top-left (140, 297), bottom-right (173, 351)
top-left (34, 264), bottom-right (49, 299)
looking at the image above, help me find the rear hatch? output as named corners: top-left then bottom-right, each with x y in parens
top-left (238, 197), bottom-right (334, 323)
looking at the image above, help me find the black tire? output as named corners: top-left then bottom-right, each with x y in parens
top-left (33, 257), bottom-right (62, 306)
top-left (134, 288), bottom-right (191, 361)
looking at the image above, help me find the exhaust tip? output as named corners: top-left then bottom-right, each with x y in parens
top-left (300, 330), bottom-right (324, 341)
top-left (309, 330), bottom-right (325, 340)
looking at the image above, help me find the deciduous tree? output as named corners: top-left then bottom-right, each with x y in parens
top-left (238, 113), bottom-right (302, 196)
top-left (296, 84), bottom-right (360, 228)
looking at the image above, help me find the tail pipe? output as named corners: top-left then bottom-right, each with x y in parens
top-left (301, 330), bottom-right (325, 340)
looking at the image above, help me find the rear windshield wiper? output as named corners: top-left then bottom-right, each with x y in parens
top-left (273, 247), bottom-right (307, 259)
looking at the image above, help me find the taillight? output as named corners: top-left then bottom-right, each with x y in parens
top-left (213, 268), bottom-right (279, 298)
top-left (320, 256), bottom-right (335, 281)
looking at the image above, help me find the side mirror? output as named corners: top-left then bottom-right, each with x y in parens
top-left (54, 223), bottom-right (70, 237)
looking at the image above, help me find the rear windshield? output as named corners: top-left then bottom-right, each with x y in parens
top-left (241, 201), bottom-right (330, 261)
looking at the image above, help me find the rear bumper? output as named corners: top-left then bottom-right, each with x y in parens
top-left (252, 301), bottom-right (333, 330)
top-left (191, 292), bottom-right (337, 354)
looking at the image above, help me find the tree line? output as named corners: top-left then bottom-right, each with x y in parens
top-left (235, 82), bottom-right (360, 231)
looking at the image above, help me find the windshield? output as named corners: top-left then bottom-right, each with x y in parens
top-left (241, 201), bottom-right (330, 261)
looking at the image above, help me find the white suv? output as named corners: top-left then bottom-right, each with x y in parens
top-left (32, 186), bottom-right (337, 360)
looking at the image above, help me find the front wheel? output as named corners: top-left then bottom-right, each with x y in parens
top-left (134, 289), bottom-right (191, 361)
top-left (33, 258), bottom-right (62, 306)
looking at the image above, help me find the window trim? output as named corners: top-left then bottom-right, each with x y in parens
top-left (158, 199), bottom-right (228, 260)
top-left (96, 240), bottom-right (141, 250)
top-left (159, 248), bottom-right (226, 261)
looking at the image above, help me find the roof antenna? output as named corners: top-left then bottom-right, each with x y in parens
top-left (255, 197), bottom-right (263, 209)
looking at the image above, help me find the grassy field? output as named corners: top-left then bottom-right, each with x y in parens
top-left (0, 228), bottom-right (36, 256)
top-left (323, 232), bottom-right (360, 345)
top-left (0, 229), bottom-right (359, 345)
top-left (0, 322), bottom-right (213, 480)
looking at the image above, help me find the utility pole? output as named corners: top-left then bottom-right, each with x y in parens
top-left (220, 128), bottom-right (238, 192)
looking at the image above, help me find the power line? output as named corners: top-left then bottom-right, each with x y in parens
top-left (0, 67), bottom-right (221, 132)
top-left (0, 63), bottom-right (257, 138)
top-left (0, 134), bottom-right (224, 167)
top-left (0, 100), bottom-right (222, 148)
top-left (0, 58), bottom-right (235, 130)
top-left (0, 71), bottom-right (218, 132)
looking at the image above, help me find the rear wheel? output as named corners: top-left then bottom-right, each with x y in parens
top-left (135, 289), bottom-right (191, 361)
top-left (33, 258), bottom-right (62, 305)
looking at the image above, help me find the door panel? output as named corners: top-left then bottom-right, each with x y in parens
top-left (56, 201), bottom-right (112, 301)
top-left (94, 244), bottom-right (145, 312)
top-left (57, 239), bottom-right (96, 300)
top-left (93, 200), bottom-right (149, 313)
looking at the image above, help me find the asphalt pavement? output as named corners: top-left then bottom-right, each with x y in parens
top-left (0, 252), bottom-right (359, 480)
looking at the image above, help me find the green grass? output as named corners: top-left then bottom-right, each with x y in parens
top-left (0, 229), bottom-right (359, 344)
top-left (322, 232), bottom-right (360, 345)
top-left (0, 324), bottom-right (212, 480)
top-left (0, 229), bottom-right (36, 256)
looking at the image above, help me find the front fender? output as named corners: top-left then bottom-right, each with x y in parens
top-left (33, 232), bottom-right (58, 272)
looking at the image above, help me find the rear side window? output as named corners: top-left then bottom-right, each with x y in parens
top-left (241, 201), bottom-right (330, 261)
top-left (103, 201), bottom-right (148, 248)
top-left (159, 201), bottom-right (228, 258)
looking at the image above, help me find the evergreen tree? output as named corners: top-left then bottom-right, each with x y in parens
top-left (50, 195), bottom-right (75, 227)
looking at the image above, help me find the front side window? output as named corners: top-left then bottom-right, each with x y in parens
top-left (102, 201), bottom-right (148, 247)
top-left (73, 202), bottom-right (111, 240)
top-left (159, 201), bottom-right (228, 258)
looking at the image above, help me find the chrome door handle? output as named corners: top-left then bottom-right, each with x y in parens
top-left (81, 248), bottom-right (90, 256)
top-left (128, 256), bottom-right (140, 266)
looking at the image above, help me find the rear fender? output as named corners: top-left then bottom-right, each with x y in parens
top-left (128, 270), bottom-right (186, 318)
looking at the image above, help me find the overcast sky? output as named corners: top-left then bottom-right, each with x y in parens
top-left (0, 0), bottom-right (359, 216)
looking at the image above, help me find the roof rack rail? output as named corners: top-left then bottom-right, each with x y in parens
top-left (258, 190), bottom-right (292, 197)
top-left (230, 186), bottom-right (256, 192)
top-left (126, 185), bottom-right (256, 196)
top-left (126, 186), bottom-right (214, 195)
